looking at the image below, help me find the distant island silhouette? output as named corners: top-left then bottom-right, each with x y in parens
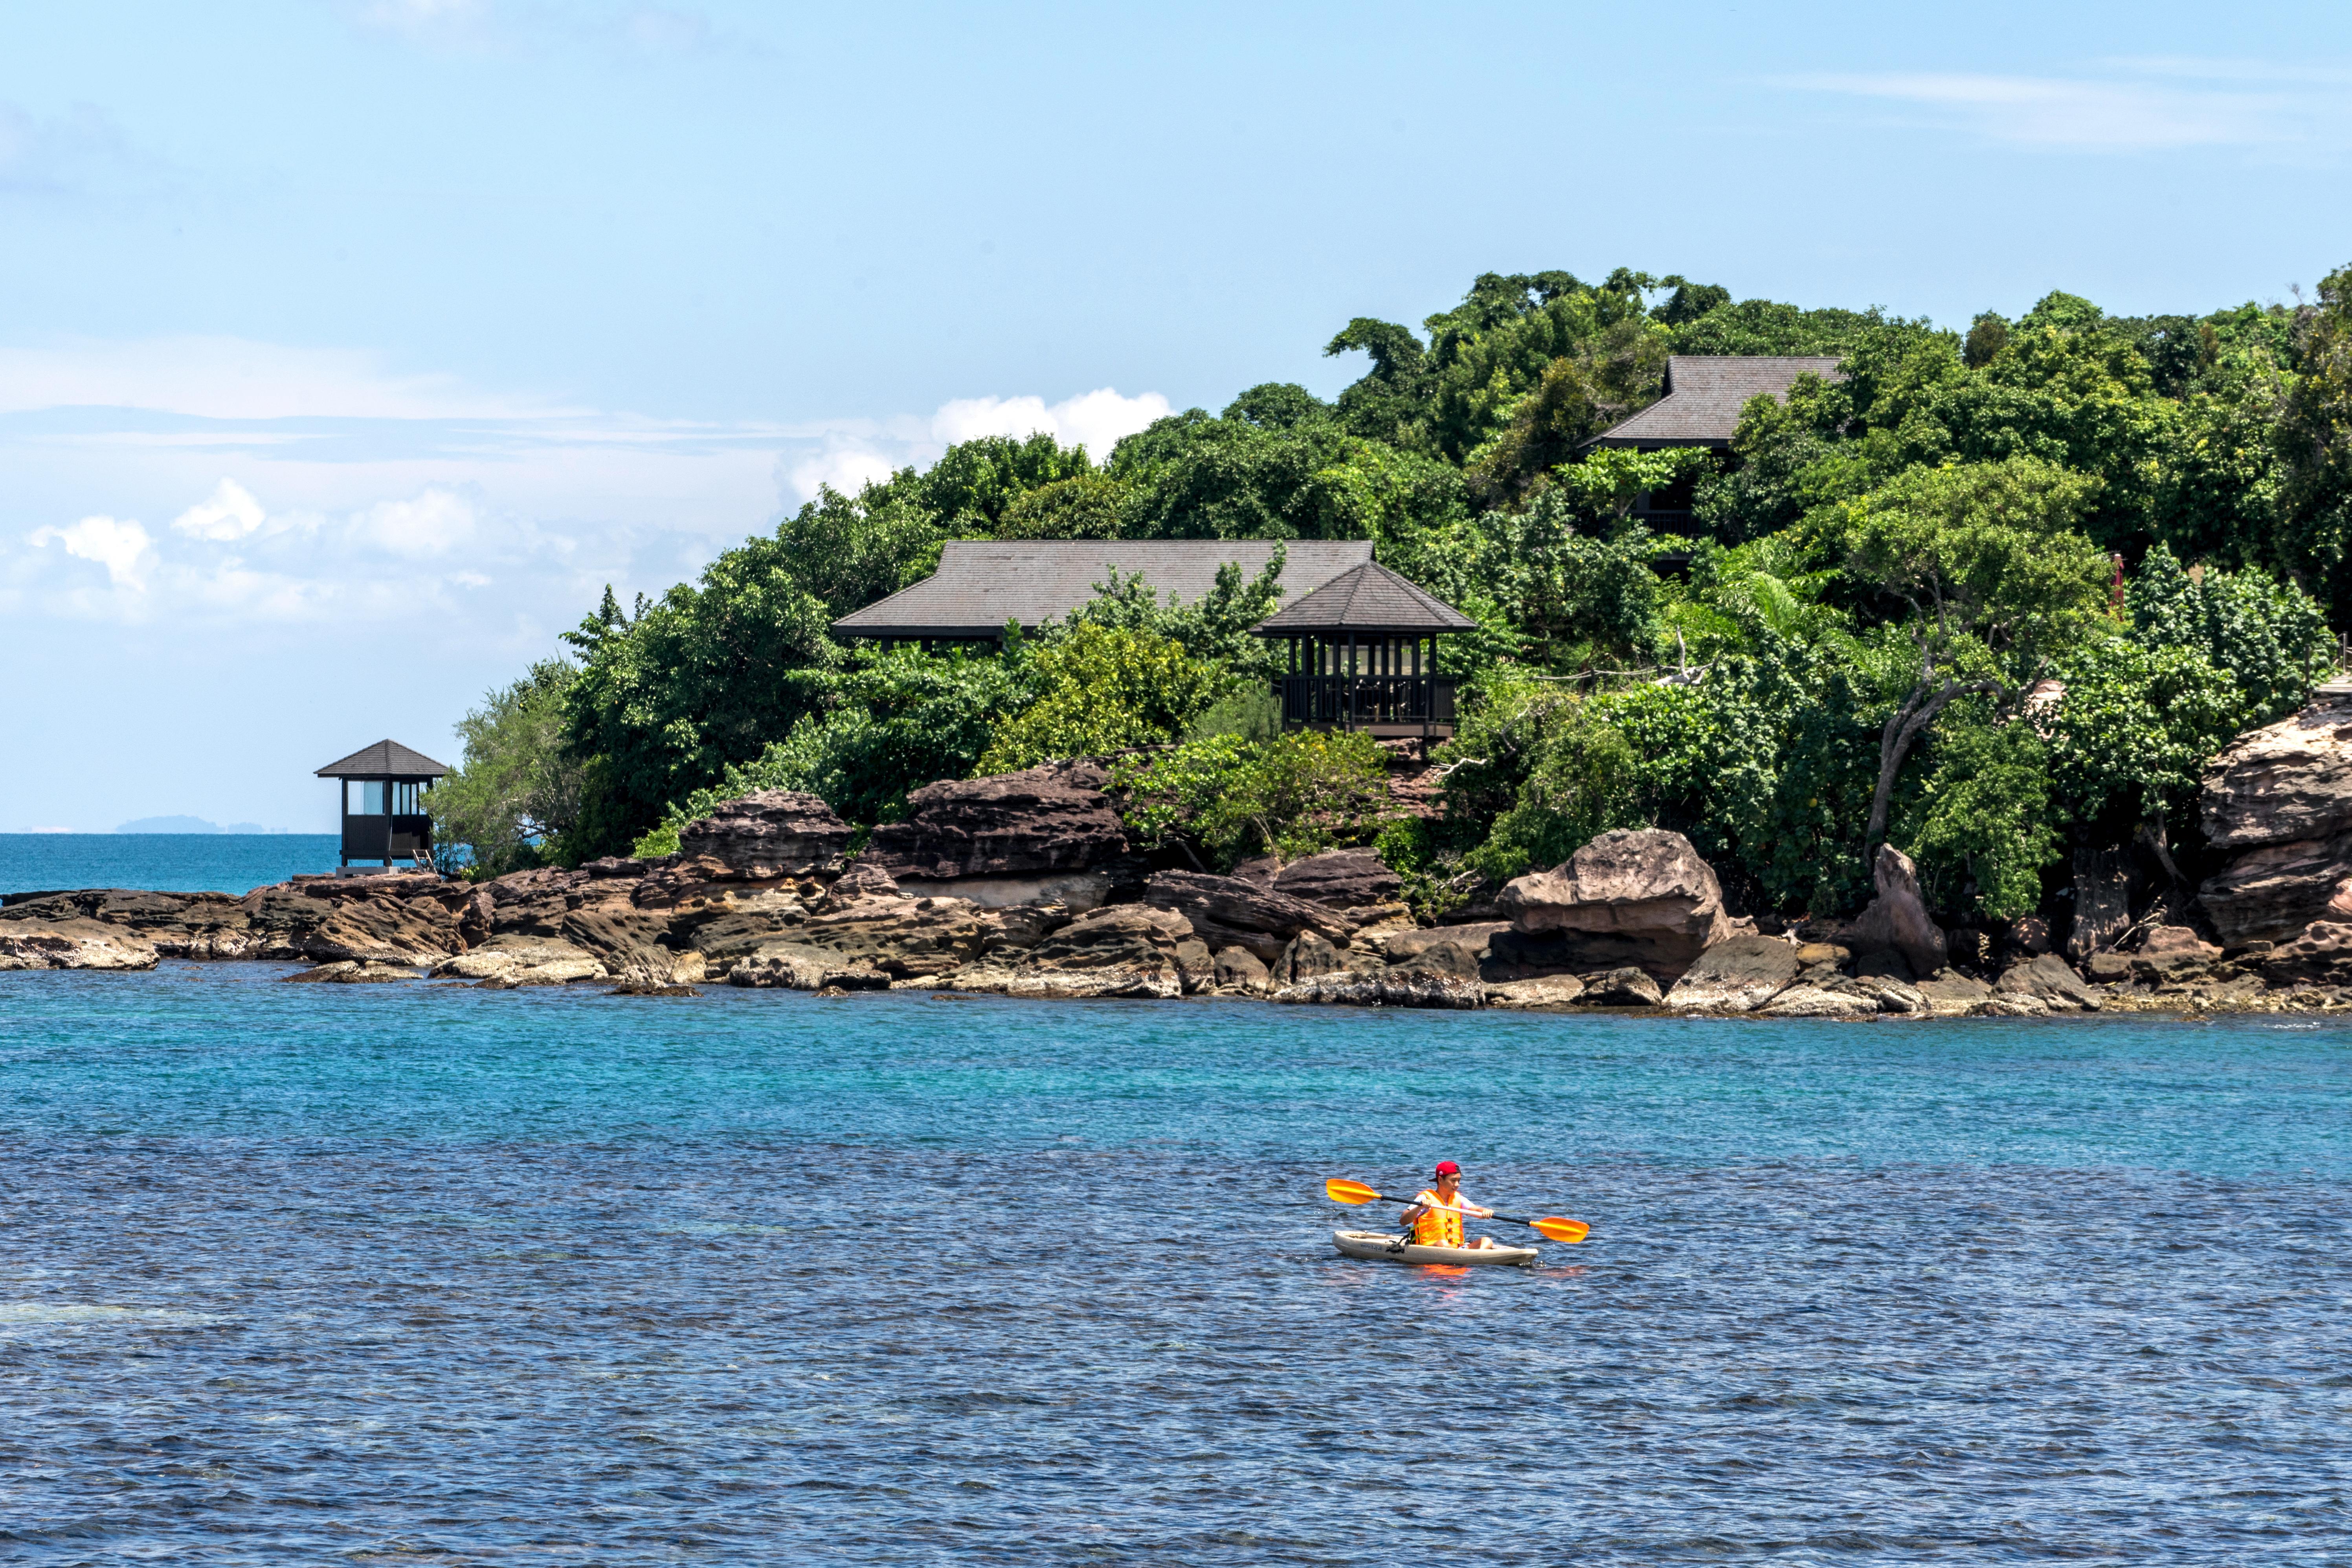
top-left (114, 817), bottom-right (275, 835)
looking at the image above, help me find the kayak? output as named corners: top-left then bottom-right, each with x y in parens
top-left (1331, 1229), bottom-right (1539, 1267)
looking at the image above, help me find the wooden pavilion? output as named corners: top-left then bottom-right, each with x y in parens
top-left (316, 739), bottom-right (448, 870)
top-left (1252, 562), bottom-right (1476, 743)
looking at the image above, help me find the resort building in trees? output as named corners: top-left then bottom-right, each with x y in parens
top-left (1589, 355), bottom-right (1844, 529)
top-left (830, 537), bottom-right (1480, 745)
top-left (829, 539), bottom-right (1373, 646)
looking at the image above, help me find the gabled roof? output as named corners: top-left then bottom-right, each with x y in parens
top-left (832, 539), bottom-right (1373, 640)
top-left (315, 739), bottom-right (450, 778)
top-left (1588, 355), bottom-right (1845, 448)
top-left (1252, 561), bottom-right (1476, 634)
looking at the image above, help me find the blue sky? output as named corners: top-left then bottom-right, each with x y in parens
top-left (4, 0), bottom-right (2348, 831)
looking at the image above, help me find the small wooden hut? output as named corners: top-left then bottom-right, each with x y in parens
top-left (1252, 562), bottom-right (1476, 743)
top-left (316, 739), bottom-right (448, 870)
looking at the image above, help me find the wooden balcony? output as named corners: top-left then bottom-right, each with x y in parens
top-left (1277, 674), bottom-right (1457, 736)
top-left (340, 813), bottom-right (433, 865)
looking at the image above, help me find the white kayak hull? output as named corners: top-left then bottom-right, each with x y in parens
top-left (1331, 1229), bottom-right (1539, 1267)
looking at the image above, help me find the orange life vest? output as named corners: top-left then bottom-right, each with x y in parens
top-left (1410, 1188), bottom-right (1464, 1247)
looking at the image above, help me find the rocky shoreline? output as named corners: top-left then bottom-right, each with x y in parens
top-left (15, 692), bottom-right (2352, 1019)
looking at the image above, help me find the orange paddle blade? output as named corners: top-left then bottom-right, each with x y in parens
top-left (1529, 1217), bottom-right (1589, 1244)
top-left (1325, 1178), bottom-right (1383, 1205)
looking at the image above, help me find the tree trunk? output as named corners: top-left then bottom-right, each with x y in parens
top-left (1864, 672), bottom-right (1992, 856)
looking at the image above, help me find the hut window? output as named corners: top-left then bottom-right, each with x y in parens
top-left (348, 781), bottom-right (387, 815)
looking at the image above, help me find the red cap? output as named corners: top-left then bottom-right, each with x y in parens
top-left (1434, 1160), bottom-right (1460, 1177)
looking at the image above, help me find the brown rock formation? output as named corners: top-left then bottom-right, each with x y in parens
top-left (1007, 905), bottom-right (1197, 999)
top-left (1847, 845), bottom-right (1948, 979)
top-left (1235, 849), bottom-right (1403, 911)
top-left (796, 891), bottom-right (994, 981)
top-left (1992, 953), bottom-right (2100, 1011)
top-left (678, 790), bottom-right (853, 879)
top-left (725, 945), bottom-right (892, 991)
top-left (865, 761), bottom-right (1129, 886)
top-left (1141, 870), bottom-right (1353, 964)
top-left (2198, 691), bottom-right (2352, 945)
top-left (0, 918), bottom-right (160, 971)
top-left (1495, 828), bottom-right (1731, 981)
top-left (1662, 935), bottom-right (1801, 1013)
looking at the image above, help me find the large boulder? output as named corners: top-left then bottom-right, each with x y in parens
top-left (1236, 849), bottom-right (1403, 911)
top-left (864, 762), bottom-right (1131, 905)
top-left (1992, 953), bottom-right (2100, 1012)
top-left (1212, 946), bottom-right (1272, 995)
top-left (1663, 935), bottom-right (1801, 1013)
top-left (670, 890), bottom-right (812, 966)
top-left (1914, 969), bottom-right (1994, 1015)
top-left (2198, 691), bottom-right (2352, 945)
top-left (1577, 967), bottom-right (1663, 1007)
top-left (1270, 929), bottom-right (1480, 1008)
top-left (1493, 829), bottom-right (1731, 981)
top-left (1371, 923), bottom-right (1511, 966)
top-left (1141, 870), bottom-right (1353, 964)
top-left (2257, 920), bottom-right (2352, 986)
top-left (560, 907), bottom-right (705, 986)
top-left (1847, 845), bottom-right (1948, 979)
top-left (795, 891), bottom-right (994, 981)
top-left (724, 944), bottom-right (892, 991)
top-left (677, 790), bottom-right (852, 879)
top-left (1006, 905), bottom-right (1199, 1000)
top-left (298, 892), bottom-right (468, 966)
top-left (477, 861), bottom-right (645, 940)
top-left (2125, 924), bottom-right (2223, 983)
top-left (1484, 974), bottom-right (1586, 1009)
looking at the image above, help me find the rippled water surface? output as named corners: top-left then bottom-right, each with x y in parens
top-left (0, 835), bottom-right (340, 896)
top-left (1, 965), bottom-right (2346, 1564)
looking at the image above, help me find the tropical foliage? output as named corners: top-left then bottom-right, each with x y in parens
top-left (438, 264), bottom-right (2347, 937)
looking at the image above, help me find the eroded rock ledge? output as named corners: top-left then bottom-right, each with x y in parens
top-left (10, 753), bottom-right (2351, 1014)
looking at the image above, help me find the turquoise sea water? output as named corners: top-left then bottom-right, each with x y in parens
top-left (0, 966), bottom-right (2346, 1563)
top-left (0, 834), bottom-right (342, 897)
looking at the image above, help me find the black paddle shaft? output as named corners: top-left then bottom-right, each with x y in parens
top-left (1370, 1190), bottom-right (1547, 1229)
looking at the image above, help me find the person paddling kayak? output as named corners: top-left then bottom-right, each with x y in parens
top-left (1399, 1160), bottom-right (1500, 1250)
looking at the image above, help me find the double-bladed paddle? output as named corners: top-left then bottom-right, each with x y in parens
top-left (1325, 1177), bottom-right (1590, 1243)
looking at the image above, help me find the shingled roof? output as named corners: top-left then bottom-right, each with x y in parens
top-left (832, 539), bottom-right (1373, 640)
top-left (315, 740), bottom-right (450, 778)
top-left (1253, 561), bottom-right (1476, 634)
top-left (1588, 355), bottom-right (1845, 448)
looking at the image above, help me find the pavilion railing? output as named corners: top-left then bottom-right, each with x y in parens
top-left (1277, 674), bottom-right (1456, 729)
top-left (341, 813), bottom-right (433, 862)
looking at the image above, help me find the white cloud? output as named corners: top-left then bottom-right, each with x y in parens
top-left (786, 445), bottom-right (899, 501)
top-left (0, 336), bottom-right (567, 420)
top-left (1792, 61), bottom-right (2350, 152)
top-left (357, 486), bottom-right (479, 556)
top-left (931, 387), bottom-right (1171, 456)
top-left (777, 387), bottom-right (1171, 504)
top-left (172, 477), bottom-right (266, 541)
top-left (28, 514), bottom-right (152, 589)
